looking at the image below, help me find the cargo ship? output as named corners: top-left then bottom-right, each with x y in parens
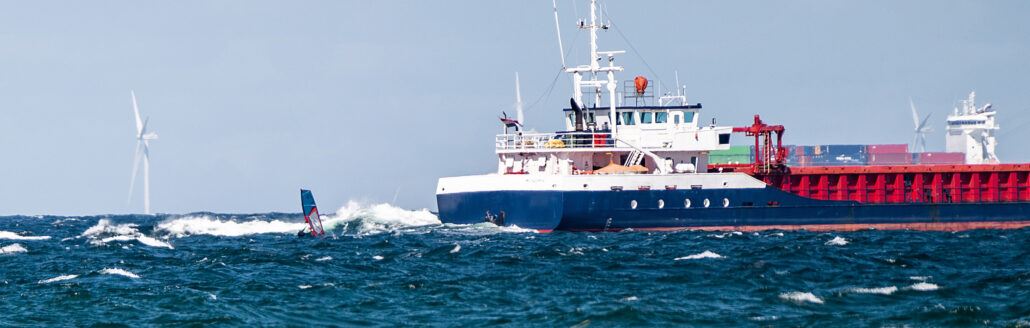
top-left (435, 0), bottom-right (1030, 232)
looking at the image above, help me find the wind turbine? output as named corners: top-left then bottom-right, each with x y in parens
top-left (910, 98), bottom-right (933, 153)
top-left (128, 90), bottom-right (158, 214)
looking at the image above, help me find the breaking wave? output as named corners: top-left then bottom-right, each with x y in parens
top-left (39, 274), bottom-right (78, 284)
top-left (825, 236), bottom-right (849, 246)
top-left (101, 268), bottom-right (140, 279)
top-left (80, 219), bottom-right (173, 249)
top-left (906, 282), bottom-right (939, 291)
top-left (155, 215), bottom-right (298, 237)
top-left (674, 250), bottom-right (723, 260)
top-left (321, 201), bottom-right (440, 235)
top-left (779, 291), bottom-right (824, 304)
top-left (0, 243), bottom-right (27, 254)
top-left (847, 286), bottom-right (898, 295)
top-left (0, 231), bottom-right (51, 240)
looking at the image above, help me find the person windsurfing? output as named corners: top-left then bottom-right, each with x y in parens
top-left (299, 189), bottom-right (326, 238)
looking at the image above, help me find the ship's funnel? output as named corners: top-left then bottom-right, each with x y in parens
top-left (569, 98), bottom-right (584, 131)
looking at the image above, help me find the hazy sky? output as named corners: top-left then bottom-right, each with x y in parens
top-left (1, 1), bottom-right (1028, 215)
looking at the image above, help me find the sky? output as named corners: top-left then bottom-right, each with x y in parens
top-left (1, 1), bottom-right (1028, 215)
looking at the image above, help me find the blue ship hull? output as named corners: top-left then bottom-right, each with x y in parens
top-left (437, 187), bottom-right (1030, 232)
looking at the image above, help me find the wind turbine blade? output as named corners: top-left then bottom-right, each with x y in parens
top-left (141, 117), bottom-right (150, 136)
top-left (515, 72), bottom-right (524, 125)
top-left (920, 135), bottom-right (927, 153)
top-left (552, 0), bottom-right (566, 69)
top-left (909, 98), bottom-right (919, 129)
top-left (917, 112), bottom-right (933, 131)
top-left (132, 90), bottom-right (143, 135)
top-left (128, 140), bottom-right (143, 203)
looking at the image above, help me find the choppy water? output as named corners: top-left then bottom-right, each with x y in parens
top-left (2, 202), bottom-right (1029, 327)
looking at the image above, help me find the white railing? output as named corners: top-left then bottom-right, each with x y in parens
top-left (495, 132), bottom-right (616, 150)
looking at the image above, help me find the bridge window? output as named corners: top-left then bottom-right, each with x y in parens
top-left (618, 112), bottom-right (636, 125)
top-left (640, 112), bottom-right (653, 124)
top-left (718, 133), bottom-right (731, 144)
top-left (655, 112), bottom-right (667, 123)
top-left (682, 111), bottom-right (695, 123)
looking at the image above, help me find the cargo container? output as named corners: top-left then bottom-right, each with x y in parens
top-left (919, 152), bottom-right (965, 164)
top-left (868, 152), bottom-right (913, 165)
top-left (827, 144), bottom-right (867, 155)
top-left (867, 144), bottom-right (908, 154)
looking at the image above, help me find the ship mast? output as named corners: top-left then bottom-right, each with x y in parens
top-left (566, 0), bottom-right (624, 138)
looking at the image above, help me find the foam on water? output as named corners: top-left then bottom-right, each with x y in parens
top-left (450, 244), bottom-right (461, 253)
top-left (81, 219), bottom-right (173, 249)
top-left (155, 215), bottom-right (298, 237)
top-left (779, 291), bottom-right (824, 304)
top-left (0, 243), bottom-right (27, 254)
top-left (906, 282), bottom-right (939, 291)
top-left (38, 274), bottom-right (78, 284)
top-left (825, 236), bottom-right (849, 246)
top-left (315, 256), bottom-right (332, 261)
top-left (848, 286), bottom-right (898, 295)
top-left (100, 268), bottom-right (140, 279)
top-left (674, 250), bottom-right (723, 260)
top-left (322, 201), bottom-right (440, 234)
top-left (0, 231), bottom-right (51, 240)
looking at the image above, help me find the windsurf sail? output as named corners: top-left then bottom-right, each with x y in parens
top-left (300, 189), bottom-right (325, 238)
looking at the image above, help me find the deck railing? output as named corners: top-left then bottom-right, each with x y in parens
top-left (496, 132), bottom-right (617, 150)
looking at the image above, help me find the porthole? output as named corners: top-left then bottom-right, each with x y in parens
top-left (658, 199), bottom-right (665, 209)
top-left (722, 198), bottom-right (730, 208)
top-left (703, 198), bottom-right (711, 208)
top-left (684, 199), bottom-right (692, 208)
top-left (630, 200), bottom-right (638, 209)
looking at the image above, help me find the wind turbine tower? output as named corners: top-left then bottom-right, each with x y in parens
top-left (910, 99), bottom-right (933, 153)
top-left (128, 90), bottom-right (158, 214)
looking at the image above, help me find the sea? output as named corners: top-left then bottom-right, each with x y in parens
top-left (1, 202), bottom-right (1028, 327)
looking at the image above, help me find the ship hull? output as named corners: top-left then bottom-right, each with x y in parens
top-left (437, 187), bottom-right (1030, 232)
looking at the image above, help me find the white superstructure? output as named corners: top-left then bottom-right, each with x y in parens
top-left (494, 0), bottom-right (733, 178)
top-left (946, 91), bottom-right (999, 164)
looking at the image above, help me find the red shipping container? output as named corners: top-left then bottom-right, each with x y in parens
top-left (919, 152), bottom-right (965, 164)
top-left (868, 153), bottom-right (913, 165)
top-left (794, 146), bottom-right (806, 156)
top-left (868, 144), bottom-right (908, 154)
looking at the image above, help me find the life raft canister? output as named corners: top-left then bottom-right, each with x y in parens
top-left (634, 76), bottom-right (648, 94)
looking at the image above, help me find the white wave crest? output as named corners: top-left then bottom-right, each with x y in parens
top-left (322, 201), bottom-right (440, 234)
top-left (910, 276), bottom-right (932, 281)
top-left (779, 292), bottom-right (824, 304)
top-left (315, 256), bottom-right (332, 262)
top-left (450, 244), bottom-right (462, 254)
top-left (0, 231), bottom-right (51, 240)
top-left (136, 235), bottom-right (174, 249)
top-left (906, 282), bottom-right (939, 291)
top-left (155, 215), bottom-right (298, 237)
top-left (39, 274), bottom-right (78, 284)
top-left (101, 268), bottom-right (140, 279)
top-left (675, 250), bottom-right (723, 260)
top-left (825, 236), bottom-right (849, 246)
top-left (0, 243), bottom-right (27, 254)
top-left (80, 219), bottom-right (173, 249)
top-left (848, 286), bottom-right (898, 295)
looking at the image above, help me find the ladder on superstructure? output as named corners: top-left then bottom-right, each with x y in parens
top-left (624, 150), bottom-right (645, 166)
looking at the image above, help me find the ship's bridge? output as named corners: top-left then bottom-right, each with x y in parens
top-left (495, 101), bottom-right (735, 175)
